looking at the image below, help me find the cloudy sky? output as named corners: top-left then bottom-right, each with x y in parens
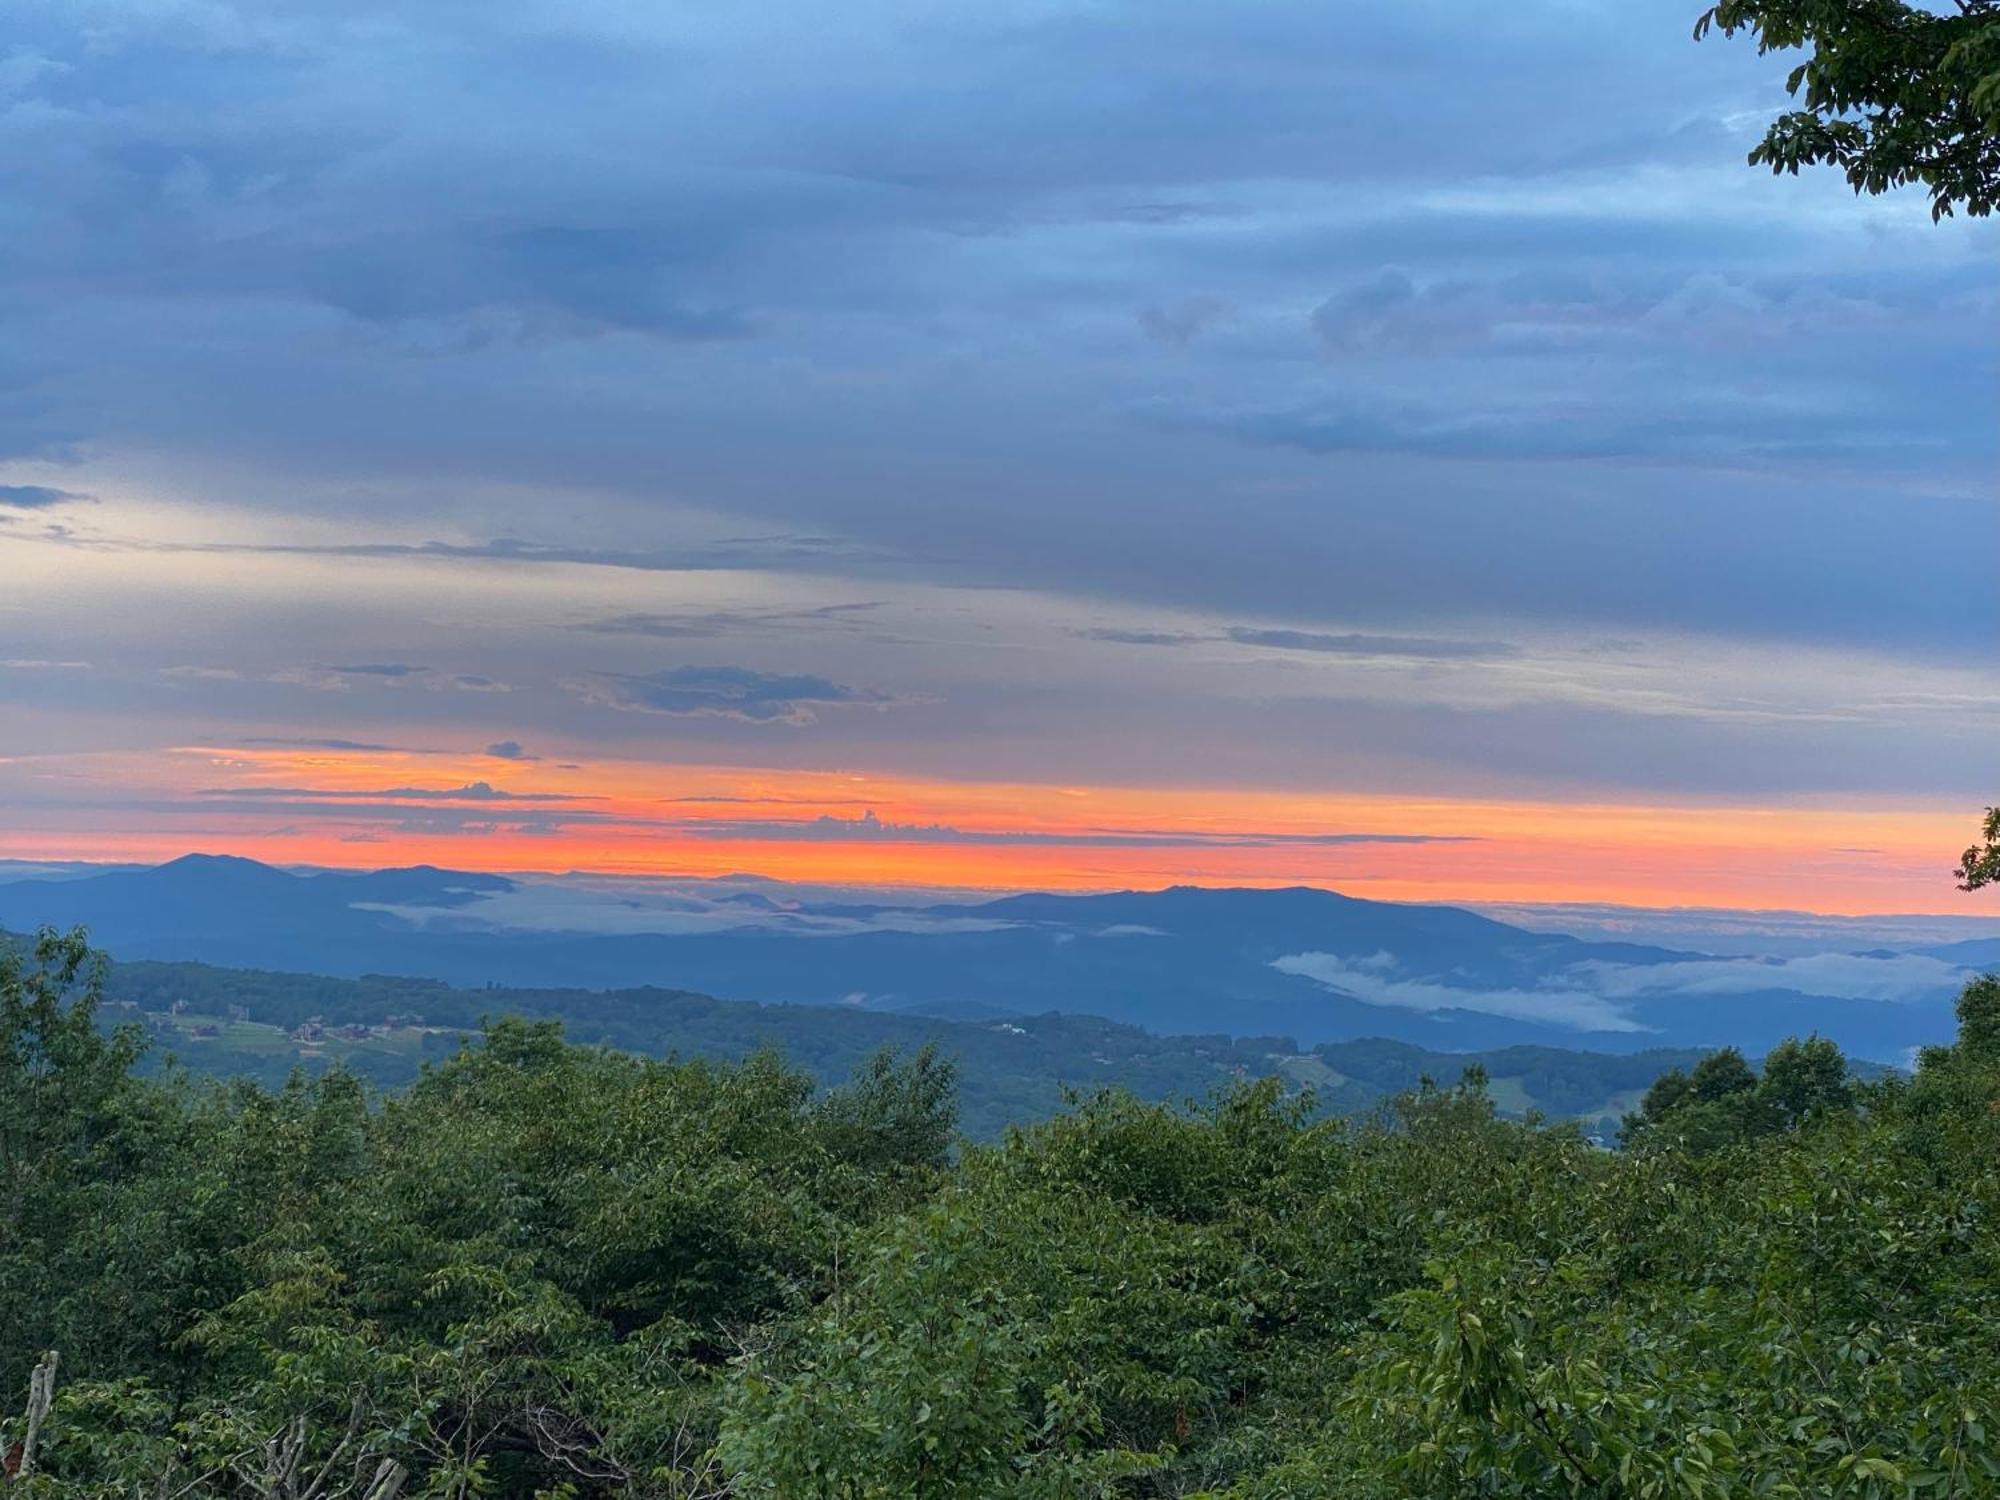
top-left (1, 0), bottom-right (1994, 912)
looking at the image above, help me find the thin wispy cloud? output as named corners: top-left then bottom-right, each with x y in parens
top-left (678, 809), bottom-right (1477, 848)
top-left (1223, 628), bottom-right (1518, 661)
top-left (235, 737), bottom-right (416, 753)
top-left (52, 533), bottom-right (910, 577)
top-left (577, 603), bottom-right (886, 640)
top-left (329, 664), bottom-right (429, 679)
top-left (1077, 624), bottom-right (1516, 660)
top-left (267, 665), bottom-right (517, 694)
top-left (197, 781), bottom-right (596, 805)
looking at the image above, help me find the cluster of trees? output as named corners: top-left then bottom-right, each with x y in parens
top-left (4, 927), bottom-right (1998, 1496)
top-left (1619, 1033), bottom-right (1856, 1150)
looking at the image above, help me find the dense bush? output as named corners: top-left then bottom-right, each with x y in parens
top-left (2, 927), bottom-right (1997, 1497)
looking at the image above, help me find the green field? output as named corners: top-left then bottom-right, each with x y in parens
top-left (134, 1010), bottom-right (452, 1075)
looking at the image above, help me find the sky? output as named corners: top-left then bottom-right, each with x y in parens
top-left (0, 0), bottom-right (1995, 914)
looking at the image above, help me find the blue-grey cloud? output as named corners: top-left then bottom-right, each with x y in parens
top-left (328, 663), bottom-right (428, 679)
top-left (0, 484), bottom-right (88, 509)
top-left (572, 666), bottom-right (895, 724)
top-left (578, 615), bottom-right (716, 640)
top-left (1, 0), bottom-right (1985, 663)
top-left (1144, 384), bottom-right (1924, 465)
top-left (1304, 267), bottom-right (1893, 358)
top-left (1139, 296), bottom-right (1231, 348)
top-left (485, 740), bottom-right (535, 761)
top-left (1312, 271), bottom-right (1449, 353)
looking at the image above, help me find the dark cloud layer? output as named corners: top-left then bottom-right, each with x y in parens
top-left (0, 0), bottom-right (1992, 810)
top-left (573, 666), bottom-right (894, 725)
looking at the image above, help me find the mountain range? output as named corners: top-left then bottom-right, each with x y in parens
top-left (3, 854), bottom-right (1988, 1060)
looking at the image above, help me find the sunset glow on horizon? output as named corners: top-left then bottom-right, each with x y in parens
top-left (1, 742), bottom-right (1986, 917)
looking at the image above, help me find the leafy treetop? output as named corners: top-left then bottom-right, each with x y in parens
top-left (1697, 0), bottom-right (2000, 217)
top-left (1958, 805), bottom-right (2000, 890)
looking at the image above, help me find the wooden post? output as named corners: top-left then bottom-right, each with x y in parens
top-left (17, 1350), bottom-right (58, 1480)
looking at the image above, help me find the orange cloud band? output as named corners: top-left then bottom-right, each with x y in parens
top-left (0, 743), bottom-right (1989, 916)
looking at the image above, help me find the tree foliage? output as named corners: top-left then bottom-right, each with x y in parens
top-left (1958, 806), bottom-right (2000, 891)
top-left (1696, 0), bottom-right (2000, 217)
top-left (2, 929), bottom-right (1998, 1496)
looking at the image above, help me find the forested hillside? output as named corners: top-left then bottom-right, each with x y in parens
top-left (84, 946), bottom-right (1781, 1140)
top-left (4, 928), bottom-right (1997, 1496)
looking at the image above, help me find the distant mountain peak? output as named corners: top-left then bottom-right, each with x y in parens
top-left (325, 865), bottom-right (517, 899)
top-left (153, 853), bottom-right (292, 881)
